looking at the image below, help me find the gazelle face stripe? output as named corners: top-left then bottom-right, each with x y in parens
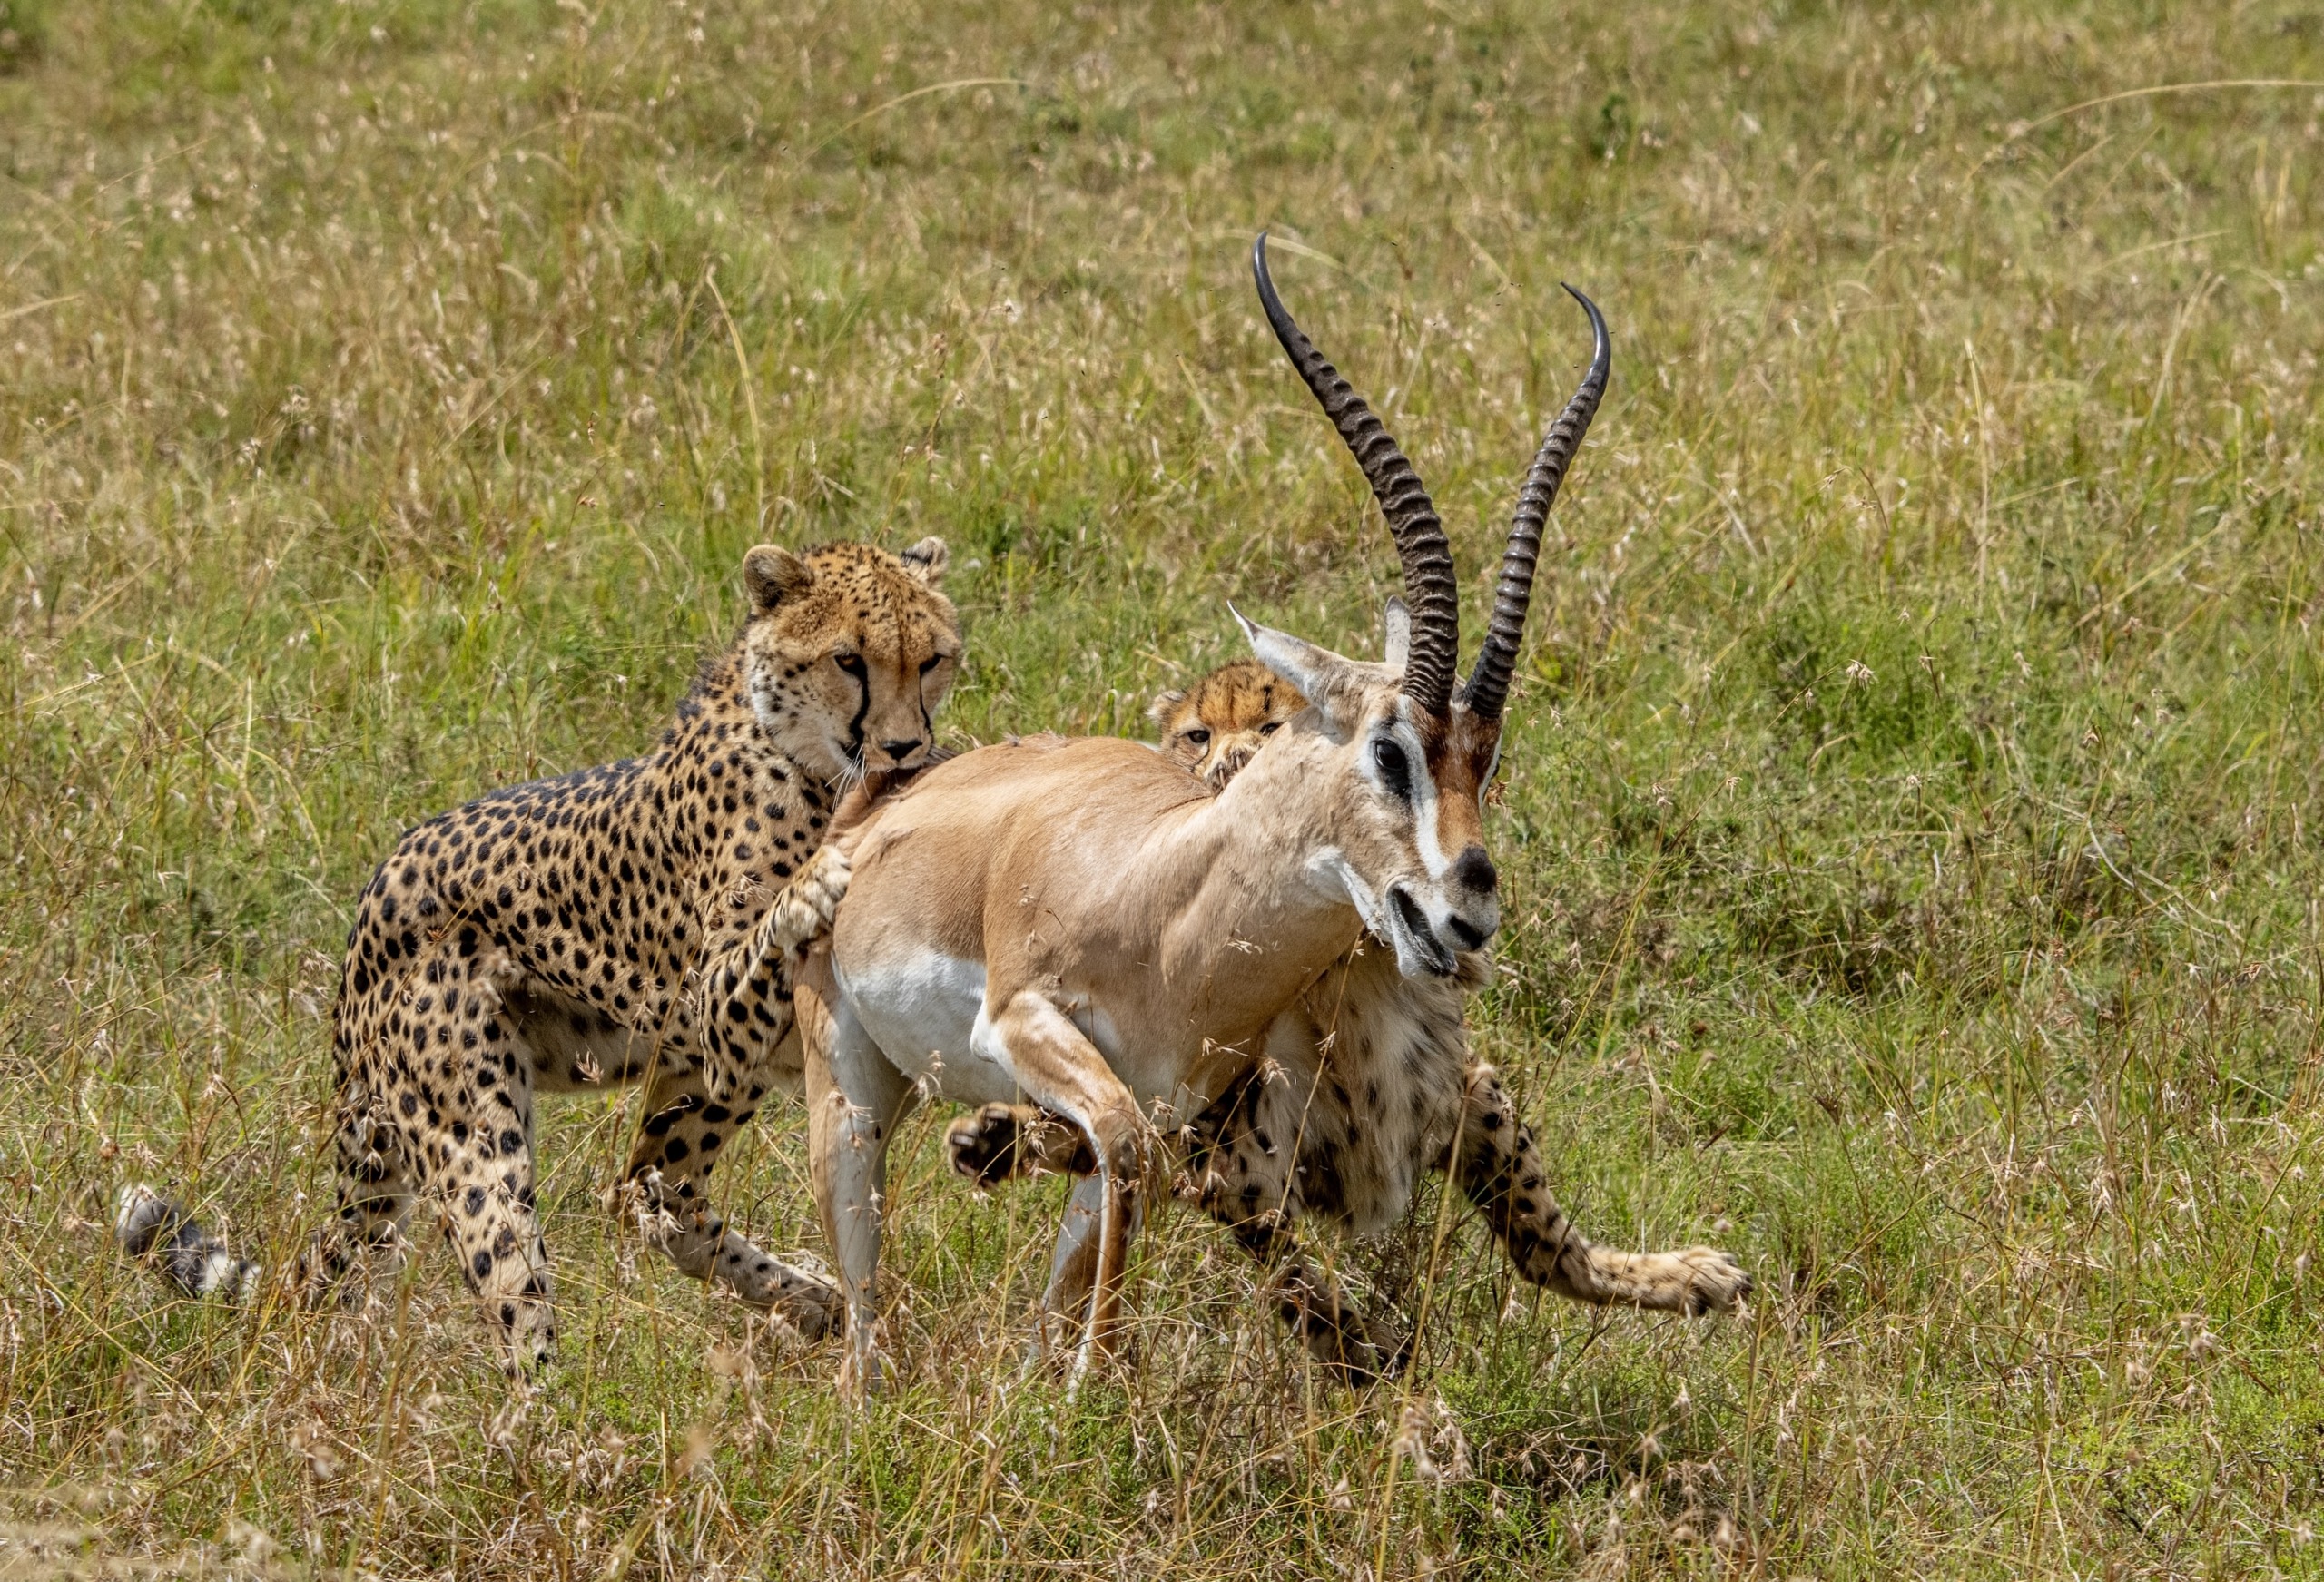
top-left (1377, 704), bottom-right (1455, 883)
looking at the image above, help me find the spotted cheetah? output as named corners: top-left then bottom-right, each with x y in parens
top-left (1147, 657), bottom-right (1305, 790)
top-left (121, 537), bottom-right (961, 1370)
top-left (948, 651), bottom-right (1748, 1381)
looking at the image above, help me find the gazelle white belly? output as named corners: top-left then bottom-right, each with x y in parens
top-left (832, 950), bottom-right (1172, 1111)
top-left (832, 950), bottom-right (1019, 1106)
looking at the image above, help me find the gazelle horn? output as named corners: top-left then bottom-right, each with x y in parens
top-left (1252, 232), bottom-right (1459, 717)
top-left (1461, 285), bottom-right (1610, 722)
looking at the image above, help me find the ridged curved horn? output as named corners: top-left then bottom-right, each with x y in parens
top-left (1252, 232), bottom-right (1459, 716)
top-left (1461, 284), bottom-right (1609, 722)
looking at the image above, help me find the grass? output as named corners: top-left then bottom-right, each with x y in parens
top-left (2, 0), bottom-right (2321, 1574)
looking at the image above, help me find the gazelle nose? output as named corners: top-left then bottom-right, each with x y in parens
top-left (879, 738), bottom-right (926, 763)
top-left (1450, 844), bottom-right (1498, 896)
top-left (1446, 913), bottom-right (1492, 950)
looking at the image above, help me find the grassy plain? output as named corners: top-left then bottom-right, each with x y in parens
top-left (3, 0), bottom-right (2322, 1575)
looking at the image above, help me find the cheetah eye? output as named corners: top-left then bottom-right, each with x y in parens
top-left (1183, 728), bottom-right (1210, 746)
top-left (1260, 722), bottom-right (1282, 735)
top-left (919, 653), bottom-right (945, 676)
top-left (834, 653), bottom-right (867, 679)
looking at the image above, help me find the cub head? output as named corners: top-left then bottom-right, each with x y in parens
top-left (1149, 659), bottom-right (1306, 790)
top-left (738, 536), bottom-right (960, 781)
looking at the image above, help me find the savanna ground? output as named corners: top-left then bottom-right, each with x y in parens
top-left (3, 0), bottom-right (2321, 1575)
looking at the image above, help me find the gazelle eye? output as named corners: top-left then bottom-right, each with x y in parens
top-left (1372, 737), bottom-right (1412, 800)
top-left (1184, 728), bottom-right (1211, 746)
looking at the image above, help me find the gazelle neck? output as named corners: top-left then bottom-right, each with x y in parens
top-left (1127, 722), bottom-right (1368, 1033)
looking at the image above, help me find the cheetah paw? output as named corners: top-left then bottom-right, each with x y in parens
top-left (1669, 1246), bottom-right (1753, 1316)
top-left (712, 1242), bottom-right (842, 1340)
top-left (770, 844), bottom-right (852, 951)
top-left (946, 1103), bottom-right (1093, 1186)
top-left (1298, 1307), bottom-right (1408, 1390)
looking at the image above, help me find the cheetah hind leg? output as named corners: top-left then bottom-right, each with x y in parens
top-left (294, 1099), bottom-right (419, 1311)
top-left (623, 1072), bottom-right (839, 1340)
top-left (1179, 1076), bottom-right (1404, 1386)
top-left (1457, 1063), bottom-right (1750, 1315)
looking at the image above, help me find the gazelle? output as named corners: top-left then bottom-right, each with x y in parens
top-left (798, 235), bottom-right (1748, 1386)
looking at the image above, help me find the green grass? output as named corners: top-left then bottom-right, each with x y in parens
top-left (4, 0), bottom-right (2322, 1575)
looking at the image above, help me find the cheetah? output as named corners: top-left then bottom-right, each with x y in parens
top-left (946, 648), bottom-right (1747, 1381)
top-left (120, 537), bottom-right (961, 1370)
top-left (1147, 657), bottom-right (1305, 790)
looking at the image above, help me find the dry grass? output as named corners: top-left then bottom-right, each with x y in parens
top-left (3, 0), bottom-right (2322, 1576)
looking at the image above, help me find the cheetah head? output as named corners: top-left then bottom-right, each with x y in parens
top-left (738, 536), bottom-right (961, 781)
top-left (1149, 658), bottom-right (1305, 791)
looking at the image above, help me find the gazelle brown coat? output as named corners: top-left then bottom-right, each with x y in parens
top-left (797, 236), bottom-right (1746, 1387)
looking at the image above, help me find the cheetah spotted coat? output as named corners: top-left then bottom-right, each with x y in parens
top-left (121, 539), bottom-right (960, 1369)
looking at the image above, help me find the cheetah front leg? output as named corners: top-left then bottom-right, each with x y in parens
top-left (682, 844), bottom-right (852, 1105)
top-left (1455, 1064), bottom-right (1750, 1315)
top-left (621, 1063), bottom-right (839, 1340)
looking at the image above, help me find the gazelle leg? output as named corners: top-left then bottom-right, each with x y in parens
top-left (1456, 1063), bottom-right (1750, 1315)
top-left (1036, 1173), bottom-right (1109, 1361)
top-left (951, 1083), bottom-right (1404, 1383)
top-left (956, 1115), bottom-right (1145, 1367)
top-left (980, 992), bottom-right (1152, 1382)
top-left (800, 972), bottom-right (916, 1394)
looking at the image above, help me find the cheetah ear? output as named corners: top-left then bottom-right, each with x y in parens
top-left (1147, 689), bottom-right (1187, 729)
top-left (899, 536), bottom-right (950, 586)
top-left (1382, 596), bottom-right (1412, 672)
top-left (743, 545), bottom-right (815, 614)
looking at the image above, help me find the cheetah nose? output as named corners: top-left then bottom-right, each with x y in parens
top-left (878, 738), bottom-right (926, 764)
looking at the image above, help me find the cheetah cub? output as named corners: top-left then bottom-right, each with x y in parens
top-left (1147, 657), bottom-right (1305, 790)
top-left (122, 538), bottom-right (961, 1371)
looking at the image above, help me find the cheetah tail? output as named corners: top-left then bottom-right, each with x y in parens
top-left (115, 1184), bottom-right (261, 1302)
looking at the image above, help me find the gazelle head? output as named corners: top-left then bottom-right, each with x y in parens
top-left (1236, 233), bottom-right (1608, 979)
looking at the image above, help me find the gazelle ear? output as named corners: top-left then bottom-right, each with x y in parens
top-left (1382, 596), bottom-right (1411, 671)
top-left (899, 536), bottom-right (950, 585)
top-left (1229, 605), bottom-right (1366, 723)
top-left (743, 545), bottom-right (815, 614)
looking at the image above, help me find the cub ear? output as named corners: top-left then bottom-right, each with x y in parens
top-left (1147, 688), bottom-right (1187, 729)
top-left (1382, 596), bottom-right (1411, 672)
top-left (899, 536), bottom-right (950, 586)
top-left (743, 545), bottom-right (815, 614)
